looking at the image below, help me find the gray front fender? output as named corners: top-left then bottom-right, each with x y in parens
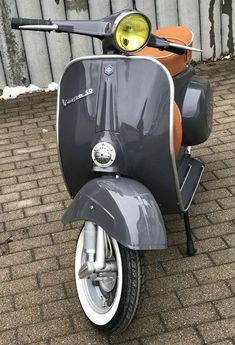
top-left (62, 177), bottom-right (167, 250)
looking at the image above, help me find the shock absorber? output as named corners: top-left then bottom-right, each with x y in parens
top-left (79, 222), bottom-right (116, 279)
top-left (83, 221), bottom-right (96, 262)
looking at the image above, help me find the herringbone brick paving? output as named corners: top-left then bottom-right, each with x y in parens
top-left (0, 60), bottom-right (234, 344)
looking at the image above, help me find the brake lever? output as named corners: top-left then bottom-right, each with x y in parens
top-left (169, 42), bottom-right (203, 53)
top-left (147, 34), bottom-right (203, 55)
top-left (148, 35), bottom-right (184, 55)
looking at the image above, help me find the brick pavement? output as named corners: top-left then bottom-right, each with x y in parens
top-left (0, 60), bottom-right (234, 345)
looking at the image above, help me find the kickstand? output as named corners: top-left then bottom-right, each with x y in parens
top-left (183, 212), bottom-right (197, 256)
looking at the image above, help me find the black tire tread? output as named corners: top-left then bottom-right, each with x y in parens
top-left (96, 244), bottom-right (145, 334)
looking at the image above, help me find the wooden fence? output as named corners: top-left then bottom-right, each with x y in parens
top-left (0, 0), bottom-right (234, 88)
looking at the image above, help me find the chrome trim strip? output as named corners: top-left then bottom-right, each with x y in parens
top-left (180, 164), bottom-right (192, 191)
top-left (169, 42), bottom-right (203, 52)
top-left (56, 65), bottom-right (72, 196)
top-left (184, 164), bottom-right (205, 212)
top-left (19, 24), bottom-right (58, 31)
top-left (111, 11), bottom-right (151, 53)
top-left (56, 55), bottom-right (183, 209)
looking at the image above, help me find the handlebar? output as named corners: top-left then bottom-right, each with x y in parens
top-left (12, 18), bottom-right (53, 30)
top-left (11, 17), bottom-right (108, 38)
top-left (11, 15), bottom-right (203, 55)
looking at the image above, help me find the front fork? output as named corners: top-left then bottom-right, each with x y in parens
top-left (79, 221), bottom-right (117, 279)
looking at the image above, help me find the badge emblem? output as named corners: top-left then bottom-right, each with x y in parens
top-left (104, 65), bottom-right (113, 76)
top-left (61, 88), bottom-right (94, 107)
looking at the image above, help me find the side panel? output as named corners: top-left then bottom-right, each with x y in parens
top-left (181, 76), bottom-right (213, 146)
top-left (174, 68), bottom-right (213, 146)
top-left (57, 56), bottom-right (181, 213)
top-left (62, 177), bottom-right (167, 250)
top-left (173, 65), bottom-right (195, 111)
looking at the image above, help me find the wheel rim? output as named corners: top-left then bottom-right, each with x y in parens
top-left (75, 228), bottom-right (123, 325)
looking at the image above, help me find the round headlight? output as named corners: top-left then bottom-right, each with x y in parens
top-left (113, 12), bottom-right (151, 53)
top-left (92, 142), bottom-right (116, 168)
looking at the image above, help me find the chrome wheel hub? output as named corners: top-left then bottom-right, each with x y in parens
top-left (99, 274), bottom-right (117, 293)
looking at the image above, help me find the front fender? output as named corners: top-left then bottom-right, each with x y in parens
top-left (62, 177), bottom-right (167, 250)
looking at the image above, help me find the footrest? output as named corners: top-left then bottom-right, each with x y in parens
top-left (180, 157), bottom-right (204, 210)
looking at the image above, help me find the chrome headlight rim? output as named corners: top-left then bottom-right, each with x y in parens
top-left (112, 10), bottom-right (151, 53)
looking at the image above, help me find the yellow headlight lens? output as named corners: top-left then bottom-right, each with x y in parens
top-left (114, 13), bottom-right (150, 52)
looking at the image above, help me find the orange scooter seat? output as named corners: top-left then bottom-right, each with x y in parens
top-left (136, 26), bottom-right (193, 77)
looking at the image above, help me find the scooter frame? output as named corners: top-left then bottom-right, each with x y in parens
top-left (57, 55), bottom-right (204, 255)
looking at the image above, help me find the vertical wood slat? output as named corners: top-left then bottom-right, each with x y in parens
top-left (0, 52), bottom-right (6, 89)
top-left (200, 0), bottom-right (222, 60)
top-left (111, 0), bottom-right (133, 12)
top-left (16, 0), bottom-right (52, 87)
top-left (135, 0), bottom-right (157, 30)
top-left (1, 0), bottom-right (235, 88)
top-left (65, 0), bottom-right (93, 59)
top-left (177, 0), bottom-right (201, 60)
top-left (0, 0), bottom-right (29, 86)
top-left (88, 0), bottom-right (111, 54)
top-left (221, 0), bottom-right (235, 55)
top-left (155, 0), bottom-right (179, 27)
top-left (233, 0), bottom-right (235, 55)
top-left (40, 0), bottom-right (72, 83)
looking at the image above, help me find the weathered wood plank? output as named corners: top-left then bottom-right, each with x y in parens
top-left (0, 52), bottom-right (6, 89)
top-left (0, 0), bottom-right (234, 87)
top-left (40, 0), bottom-right (72, 82)
top-left (155, 0), bottom-right (178, 27)
top-left (0, 0), bottom-right (29, 86)
top-left (233, 0), bottom-right (235, 55)
top-left (135, 0), bottom-right (157, 30)
top-left (65, 0), bottom-right (93, 58)
top-left (88, 0), bottom-right (111, 54)
top-left (221, 0), bottom-right (235, 55)
top-left (200, 0), bottom-right (222, 60)
top-left (16, 0), bottom-right (52, 87)
top-left (177, 0), bottom-right (201, 60)
top-left (110, 0), bottom-right (133, 13)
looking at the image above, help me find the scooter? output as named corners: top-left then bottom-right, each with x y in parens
top-left (12, 10), bottom-right (213, 334)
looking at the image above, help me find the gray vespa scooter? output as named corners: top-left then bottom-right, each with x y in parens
top-left (12, 10), bottom-right (213, 334)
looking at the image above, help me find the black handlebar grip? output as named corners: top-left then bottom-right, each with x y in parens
top-left (165, 45), bottom-right (185, 55)
top-left (11, 18), bottom-right (52, 29)
top-left (148, 34), bottom-right (185, 56)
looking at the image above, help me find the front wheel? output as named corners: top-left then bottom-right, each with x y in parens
top-left (75, 227), bottom-right (145, 334)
